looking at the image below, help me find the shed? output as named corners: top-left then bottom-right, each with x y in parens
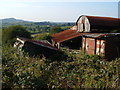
top-left (82, 33), bottom-right (120, 60)
top-left (76, 15), bottom-right (120, 32)
top-left (14, 37), bottom-right (60, 57)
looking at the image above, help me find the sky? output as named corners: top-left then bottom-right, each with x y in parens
top-left (0, 0), bottom-right (119, 22)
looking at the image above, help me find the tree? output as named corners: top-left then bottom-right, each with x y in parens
top-left (49, 26), bottom-right (63, 35)
top-left (2, 25), bottom-right (31, 45)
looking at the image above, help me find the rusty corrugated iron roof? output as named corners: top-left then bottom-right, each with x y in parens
top-left (18, 37), bottom-right (59, 51)
top-left (51, 29), bottom-right (88, 43)
top-left (76, 15), bottom-right (120, 29)
top-left (82, 33), bottom-right (120, 38)
top-left (52, 29), bottom-right (120, 42)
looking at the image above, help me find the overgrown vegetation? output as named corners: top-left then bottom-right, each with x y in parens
top-left (2, 45), bottom-right (120, 89)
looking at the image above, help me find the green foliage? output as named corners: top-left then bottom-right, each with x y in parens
top-left (49, 26), bottom-right (64, 35)
top-left (32, 33), bottom-right (51, 42)
top-left (2, 46), bottom-right (120, 89)
top-left (2, 25), bottom-right (31, 45)
top-left (2, 45), bottom-right (48, 89)
top-left (46, 52), bottom-right (120, 88)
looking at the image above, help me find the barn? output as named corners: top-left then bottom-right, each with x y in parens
top-left (51, 15), bottom-right (120, 60)
top-left (82, 33), bottom-right (120, 60)
top-left (51, 15), bottom-right (120, 48)
top-left (76, 15), bottom-right (120, 32)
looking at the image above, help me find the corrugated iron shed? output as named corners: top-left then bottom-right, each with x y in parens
top-left (76, 15), bottom-right (120, 32)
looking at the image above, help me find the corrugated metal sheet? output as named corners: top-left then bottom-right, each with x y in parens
top-left (52, 29), bottom-right (120, 43)
top-left (76, 15), bottom-right (120, 32)
top-left (82, 37), bottom-right (105, 55)
top-left (51, 29), bottom-right (88, 43)
top-left (18, 37), bottom-right (59, 51)
top-left (88, 16), bottom-right (120, 29)
top-left (82, 33), bottom-right (120, 38)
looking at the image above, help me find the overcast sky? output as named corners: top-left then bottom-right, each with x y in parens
top-left (0, 0), bottom-right (119, 22)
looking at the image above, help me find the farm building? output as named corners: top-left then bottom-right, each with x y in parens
top-left (76, 15), bottom-right (120, 32)
top-left (14, 37), bottom-right (60, 57)
top-left (51, 15), bottom-right (120, 60)
top-left (82, 33), bottom-right (120, 60)
top-left (51, 15), bottom-right (120, 49)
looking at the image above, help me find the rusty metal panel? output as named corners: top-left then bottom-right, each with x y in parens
top-left (51, 29), bottom-right (88, 43)
top-left (82, 33), bottom-right (120, 38)
top-left (87, 38), bottom-right (95, 55)
top-left (96, 40), bottom-right (105, 56)
top-left (86, 16), bottom-right (120, 28)
top-left (82, 37), bottom-right (95, 55)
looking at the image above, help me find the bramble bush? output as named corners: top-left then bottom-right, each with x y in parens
top-left (2, 45), bottom-right (120, 89)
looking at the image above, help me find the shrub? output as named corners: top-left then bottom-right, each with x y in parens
top-left (2, 25), bottom-right (31, 45)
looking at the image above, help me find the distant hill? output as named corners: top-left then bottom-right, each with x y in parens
top-left (1, 18), bottom-right (31, 23)
top-left (1, 18), bottom-right (74, 25)
top-left (1, 18), bottom-right (75, 33)
top-left (1, 18), bottom-right (34, 29)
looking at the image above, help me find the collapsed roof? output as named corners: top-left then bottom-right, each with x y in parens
top-left (14, 37), bottom-right (60, 57)
top-left (16, 37), bottom-right (59, 51)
